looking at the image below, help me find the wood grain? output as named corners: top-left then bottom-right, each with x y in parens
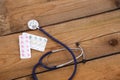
top-left (0, 0), bottom-right (11, 36)
top-left (0, 0), bottom-right (6, 14)
top-left (0, 0), bottom-right (119, 36)
top-left (0, 10), bottom-right (120, 80)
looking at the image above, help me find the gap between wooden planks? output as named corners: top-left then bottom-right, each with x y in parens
top-left (0, 0), bottom-right (120, 36)
top-left (16, 53), bottom-right (120, 80)
top-left (0, 10), bottom-right (120, 80)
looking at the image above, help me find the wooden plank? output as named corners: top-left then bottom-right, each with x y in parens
top-left (16, 77), bottom-right (33, 80)
top-left (17, 55), bottom-right (120, 80)
top-left (0, 10), bottom-right (120, 80)
top-left (0, 0), bottom-right (11, 36)
top-left (0, 0), bottom-right (120, 36)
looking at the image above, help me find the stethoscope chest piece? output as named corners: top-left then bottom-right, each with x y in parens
top-left (28, 19), bottom-right (39, 30)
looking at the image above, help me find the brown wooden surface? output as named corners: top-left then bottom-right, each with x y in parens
top-left (0, 0), bottom-right (120, 36)
top-left (17, 54), bottom-right (120, 80)
top-left (0, 9), bottom-right (120, 80)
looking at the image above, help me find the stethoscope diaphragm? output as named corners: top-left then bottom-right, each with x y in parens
top-left (28, 19), bottom-right (39, 30)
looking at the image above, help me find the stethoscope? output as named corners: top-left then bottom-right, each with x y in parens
top-left (28, 20), bottom-right (86, 80)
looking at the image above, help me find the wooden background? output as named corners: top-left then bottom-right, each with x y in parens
top-left (0, 0), bottom-right (120, 80)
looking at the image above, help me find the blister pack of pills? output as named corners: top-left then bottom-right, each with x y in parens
top-left (19, 34), bottom-right (31, 59)
top-left (23, 33), bottom-right (48, 52)
top-left (19, 32), bottom-right (48, 59)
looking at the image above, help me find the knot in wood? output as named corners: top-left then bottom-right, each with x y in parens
top-left (115, 0), bottom-right (120, 8)
top-left (108, 39), bottom-right (118, 46)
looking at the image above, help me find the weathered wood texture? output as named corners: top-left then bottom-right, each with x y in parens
top-left (0, 10), bottom-right (120, 80)
top-left (0, 0), bottom-right (10, 35)
top-left (0, 0), bottom-right (120, 36)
